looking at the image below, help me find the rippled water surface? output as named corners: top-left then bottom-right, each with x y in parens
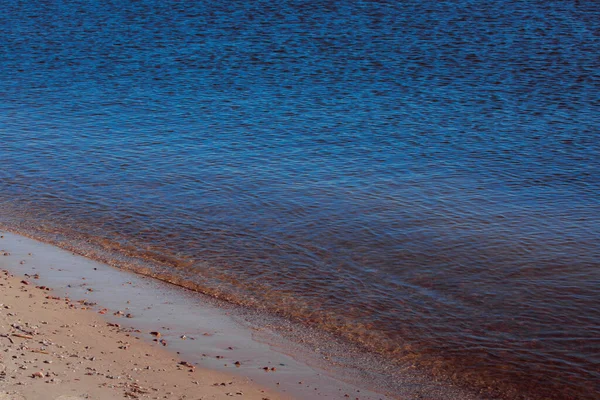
top-left (1, 0), bottom-right (599, 398)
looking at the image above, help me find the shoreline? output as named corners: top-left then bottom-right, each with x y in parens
top-left (0, 229), bottom-right (483, 400)
top-left (0, 230), bottom-right (396, 400)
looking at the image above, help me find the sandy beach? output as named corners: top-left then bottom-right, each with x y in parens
top-left (0, 231), bottom-right (404, 400)
top-left (0, 267), bottom-right (289, 400)
top-left (0, 230), bottom-right (491, 400)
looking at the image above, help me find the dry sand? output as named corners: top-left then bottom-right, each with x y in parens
top-left (0, 269), bottom-right (287, 400)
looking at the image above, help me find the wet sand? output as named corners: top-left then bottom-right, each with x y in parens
top-left (0, 268), bottom-right (287, 400)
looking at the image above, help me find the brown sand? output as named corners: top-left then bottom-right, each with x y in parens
top-left (0, 269), bottom-right (288, 400)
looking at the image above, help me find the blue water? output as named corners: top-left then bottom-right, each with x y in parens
top-left (1, 1), bottom-right (599, 398)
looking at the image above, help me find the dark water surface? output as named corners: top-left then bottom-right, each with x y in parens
top-left (1, 0), bottom-right (599, 398)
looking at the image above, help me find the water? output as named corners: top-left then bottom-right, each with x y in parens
top-left (1, 0), bottom-right (599, 398)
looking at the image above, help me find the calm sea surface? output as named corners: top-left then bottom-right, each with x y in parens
top-left (1, 0), bottom-right (599, 398)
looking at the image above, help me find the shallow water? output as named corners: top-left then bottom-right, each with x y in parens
top-left (1, 0), bottom-right (599, 398)
top-left (0, 231), bottom-right (407, 400)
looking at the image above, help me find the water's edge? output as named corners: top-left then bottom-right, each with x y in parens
top-left (0, 224), bottom-right (489, 400)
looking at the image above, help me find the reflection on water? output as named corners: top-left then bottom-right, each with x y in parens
top-left (1, 0), bottom-right (599, 398)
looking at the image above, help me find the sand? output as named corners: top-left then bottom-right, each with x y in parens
top-left (0, 269), bottom-right (287, 400)
top-left (0, 231), bottom-right (397, 400)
